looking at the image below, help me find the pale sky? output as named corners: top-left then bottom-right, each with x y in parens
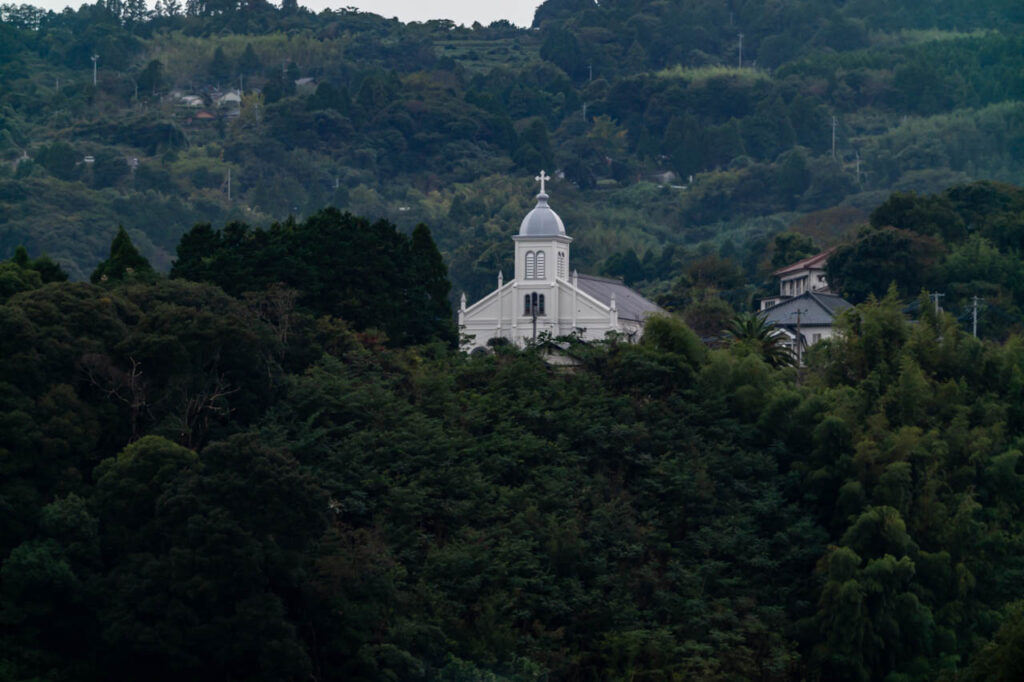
top-left (26, 0), bottom-right (543, 27)
top-left (308, 1), bottom-right (541, 27)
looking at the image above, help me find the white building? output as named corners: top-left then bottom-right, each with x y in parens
top-left (459, 172), bottom-right (662, 352)
top-left (761, 291), bottom-right (853, 357)
top-left (759, 248), bottom-right (852, 360)
top-left (759, 248), bottom-right (834, 311)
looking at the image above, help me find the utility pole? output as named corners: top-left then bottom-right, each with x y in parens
top-left (227, 167), bottom-right (231, 201)
top-left (855, 150), bottom-right (861, 185)
top-left (91, 53), bottom-right (99, 86)
top-left (930, 292), bottom-right (945, 315)
top-left (972, 295), bottom-right (978, 337)
top-left (737, 33), bottom-right (744, 68)
top-left (531, 297), bottom-right (538, 344)
top-left (791, 308), bottom-right (807, 367)
top-left (582, 102), bottom-right (587, 123)
top-left (588, 64), bottom-right (593, 82)
top-left (831, 116), bottom-right (837, 159)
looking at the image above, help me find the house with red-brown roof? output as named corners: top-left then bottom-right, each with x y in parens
top-left (759, 248), bottom-right (835, 311)
top-left (758, 248), bottom-right (853, 363)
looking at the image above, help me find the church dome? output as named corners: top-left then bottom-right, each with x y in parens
top-left (519, 193), bottom-right (566, 237)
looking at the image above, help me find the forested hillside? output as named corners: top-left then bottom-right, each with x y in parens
top-left (4, 218), bottom-right (1024, 679)
top-left (4, 1), bottom-right (1024, 679)
top-left (1, 0), bottom-right (1021, 303)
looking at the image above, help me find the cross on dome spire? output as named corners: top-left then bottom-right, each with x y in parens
top-left (535, 170), bottom-right (551, 195)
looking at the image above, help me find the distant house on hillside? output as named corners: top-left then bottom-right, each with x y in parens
top-left (761, 292), bottom-right (853, 361)
top-left (759, 248), bottom-right (852, 362)
top-left (215, 91), bottom-right (242, 119)
top-left (215, 91), bottom-right (241, 107)
top-left (759, 248), bottom-right (834, 311)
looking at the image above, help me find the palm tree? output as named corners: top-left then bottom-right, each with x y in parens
top-left (725, 312), bottom-right (796, 368)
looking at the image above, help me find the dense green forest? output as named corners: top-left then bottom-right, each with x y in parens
top-left (4, 191), bottom-right (1024, 679)
top-left (1, 0), bottom-right (1022, 304)
top-left (4, 0), bottom-right (1024, 679)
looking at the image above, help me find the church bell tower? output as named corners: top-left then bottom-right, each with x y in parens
top-left (514, 170), bottom-right (572, 284)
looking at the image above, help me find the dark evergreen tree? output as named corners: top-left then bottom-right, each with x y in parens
top-left (406, 223), bottom-right (457, 346)
top-left (539, 26), bottom-right (584, 79)
top-left (238, 42), bottom-right (261, 75)
top-left (90, 226), bottom-right (154, 283)
top-left (137, 59), bottom-right (163, 94)
top-left (209, 46), bottom-right (232, 83)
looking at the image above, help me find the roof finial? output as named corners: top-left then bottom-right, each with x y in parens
top-left (535, 170), bottom-right (550, 195)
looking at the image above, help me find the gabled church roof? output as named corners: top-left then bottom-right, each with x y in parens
top-left (575, 273), bottom-right (663, 322)
top-left (761, 291), bottom-right (852, 327)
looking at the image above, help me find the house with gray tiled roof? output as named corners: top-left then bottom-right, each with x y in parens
top-left (761, 291), bottom-right (853, 359)
top-left (759, 248), bottom-right (853, 361)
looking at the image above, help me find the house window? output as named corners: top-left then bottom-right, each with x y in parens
top-left (525, 252), bottom-right (535, 279)
top-left (524, 294), bottom-right (531, 315)
top-left (557, 251), bottom-right (566, 279)
top-left (812, 333), bottom-right (822, 344)
top-left (536, 251), bottom-right (545, 279)
top-left (538, 293), bottom-right (545, 315)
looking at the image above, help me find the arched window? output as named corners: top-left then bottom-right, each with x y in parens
top-left (535, 251), bottom-right (545, 279)
top-left (524, 293), bottom-right (545, 316)
top-left (525, 251), bottom-right (535, 279)
top-left (557, 251), bottom-right (566, 279)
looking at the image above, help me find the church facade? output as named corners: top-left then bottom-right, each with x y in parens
top-left (459, 173), bottom-right (662, 352)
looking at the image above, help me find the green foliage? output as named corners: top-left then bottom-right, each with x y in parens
top-left (771, 232), bottom-right (817, 269)
top-left (0, 0), bottom-right (1021, 304)
top-left (727, 311), bottom-right (795, 368)
top-left (639, 312), bottom-right (707, 367)
top-left (960, 601), bottom-right (1024, 682)
top-left (827, 226), bottom-right (943, 301)
top-left (171, 209), bottom-right (456, 346)
top-left (90, 225), bottom-right (155, 283)
top-left (2, 2), bottom-right (1024, 677)
top-left (2, 256), bottom-right (1024, 678)
top-left (0, 246), bottom-right (68, 301)
top-left (136, 59), bottom-right (164, 94)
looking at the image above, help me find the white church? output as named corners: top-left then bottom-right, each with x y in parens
top-left (459, 172), bottom-right (663, 352)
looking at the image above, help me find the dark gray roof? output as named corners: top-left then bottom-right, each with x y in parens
top-left (575, 273), bottom-right (663, 322)
top-left (761, 291), bottom-right (853, 327)
top-left (519, 193), bottom-right (566, 236)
